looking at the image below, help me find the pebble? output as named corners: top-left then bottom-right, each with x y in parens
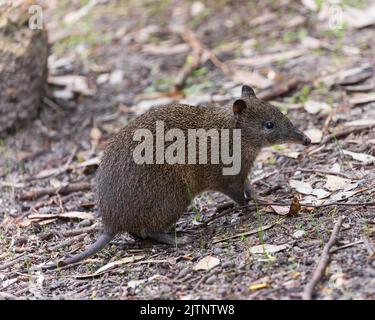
top-left (205, 275), bottom-right (217, 285)
top-left (78, 219), bottom-right (93, 228)
top-left (178, 267), bottom-right (190, 279)
top-left (293, 230), bottom-right (306, 239)
top-left (222, 261), bottom-right (235, 269)
top-left (213, 247), bottom-right (222, 255)
top-left (238, 262), bottom-right (247, 270)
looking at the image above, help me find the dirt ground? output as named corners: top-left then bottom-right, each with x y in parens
top-left (0, 0), bottom-right (374, 300)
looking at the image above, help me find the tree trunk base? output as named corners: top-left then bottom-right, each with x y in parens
top-left (0, 2), bottom-right (48, 137)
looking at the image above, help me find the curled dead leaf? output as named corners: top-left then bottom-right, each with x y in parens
top-left (287, 197), bottom-right (301, 217)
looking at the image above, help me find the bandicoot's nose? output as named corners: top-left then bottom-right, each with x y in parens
top-left (303, 136), bottom-right (311, 146)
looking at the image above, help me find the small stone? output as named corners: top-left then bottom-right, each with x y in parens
top-left (293, 230), bottom-right (306, 239)
top-left (205, 275), bottom-right (217, 285)
top-left (238, 262), bottom-right (247, 270)
top-left (78, 219), bottom-right (93, 228)
top-left (213, 247), bottom-right (222, 255)
top-left (177, 267), bottom-right (190, 278)
top-left (222, 261), bottom-right (235, 269)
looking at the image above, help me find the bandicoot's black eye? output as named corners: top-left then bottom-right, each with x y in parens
top-left (265, 121), bottom-right (275, 130)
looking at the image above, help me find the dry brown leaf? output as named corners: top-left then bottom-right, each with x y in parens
top-left (312, 188), bottom-right (331, 199)
top-left (16, 218), bottom-right (32, 228)
top-left (76, 255), bottom-right (145, 279)
top-left (289, 180), bottom-right (313, 195)
top-left (270, 205), bottom-right (290, 216)
top-left (328, 188), bottom-right (367, 202)
top-left (342, 150), bottom-right (375, 165)
top-left (194, 256), bottom-right (220, 271)
top-left (304, 128), bottom-right (323, 144)
top-left (324, 175), bottom-right (353, 192)
top-left (287, 197), bottom-right (301, 217)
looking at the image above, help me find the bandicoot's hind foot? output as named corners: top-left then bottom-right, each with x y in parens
top-left (146, 232), bottom-right (190, 246)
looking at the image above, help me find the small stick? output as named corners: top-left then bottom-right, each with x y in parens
top-left (320, 124), bottom-right (375, 145)
top-left (27, 146), bottom-right (78, 181)
top-left (47, 233), bottom-right (87, 251)
top-left (173, 28), bottom-right (204, 91)
top-left (18, 181), bottom-right (91, 201)
top-left (258, 77), bottom-right (300, 101)
top-left (282, 167), bottom-right (354, 180)
top-left (172, 27), bottom-right (232, 91)
top-left (61, 223), bottom-right (99, 237)
top-left (302, 216), bottom-right (345, 300)
top-left (212, 223), bottom-right (276, 244)
top-left (199, 199), bottom-right (375, 228)
top-left (330, 240), bottom-right (363, 253)
top-left (0, 253), bottom-right (27, 271)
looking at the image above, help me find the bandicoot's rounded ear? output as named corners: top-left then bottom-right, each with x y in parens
top-left (233, 99), bottom-right (247, 114)
top-left (242, 85), bottom-right (256, 98)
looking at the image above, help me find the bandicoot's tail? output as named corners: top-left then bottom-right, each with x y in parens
top-left (44, 232), bottom-right (114, 270)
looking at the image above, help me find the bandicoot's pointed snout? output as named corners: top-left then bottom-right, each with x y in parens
top-left (302, 135), bottom-right (311, 146)
top-left (289, 128), bottom-right (311, 146)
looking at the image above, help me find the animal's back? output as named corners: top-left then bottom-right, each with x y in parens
top-left (96, 104), bottom-right (232, 236)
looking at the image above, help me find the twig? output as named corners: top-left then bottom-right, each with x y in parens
top-left (27, 146), bottom-right (78, 181)
top-left (330, 240), bottom-right (363, 253)
top-left (200, 199), bottom-right (375, 228)
top-left (61, 223), bottom-right (99, 237)
top-left (282, 167), bottom-right (354, 180)
top-left (193, 273), bottom-right (212, 290)
top-left (0, 253), bottom-right (27, 271)
top-left (320, 124), bottom-right (375, 145)
top-left (302, 216), bottom-right (345, 300)
top-left (173, 28), bottom-right (205, 91)
top-left (18, 181), bottom-right (91, 201)
top-left (258, 77), bottom-right (301, 101)
top-left (47, 233), bottom-right (87, 251)
top-left (212, 223), bottom-right (277, 244)
top-left (173, 27), bottom-right (234, 84)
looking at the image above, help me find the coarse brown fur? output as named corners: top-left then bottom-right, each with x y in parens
top-left (54, 85), bottom-right (310, 268)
